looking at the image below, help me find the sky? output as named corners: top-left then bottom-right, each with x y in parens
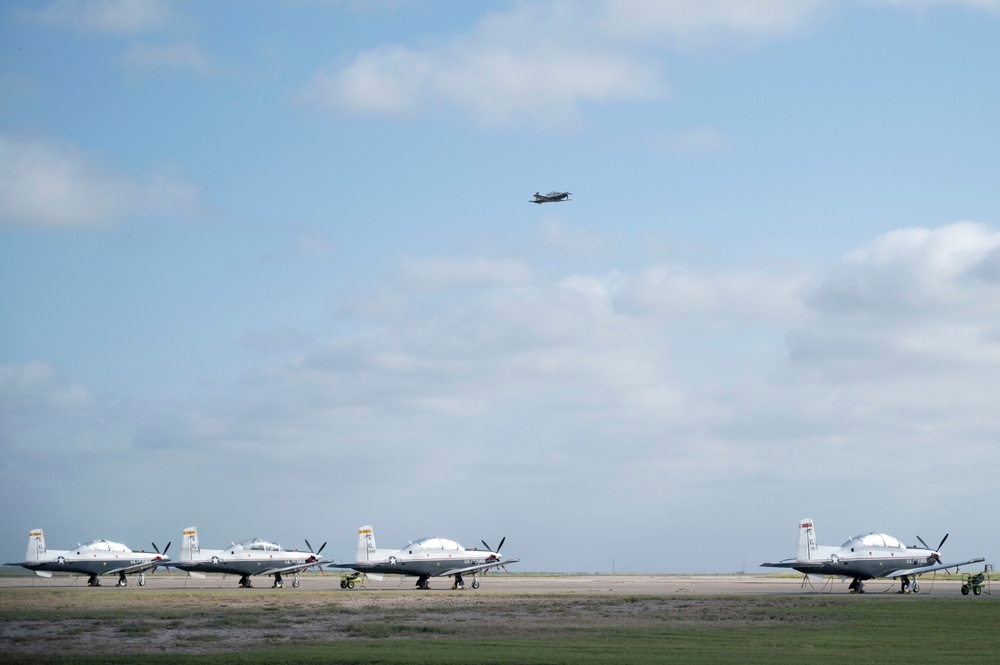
top-left (1, 0), bottom-right (998, 575)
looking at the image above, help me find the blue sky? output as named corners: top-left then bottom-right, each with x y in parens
top-left (2, 0), bottom-right (998, 574)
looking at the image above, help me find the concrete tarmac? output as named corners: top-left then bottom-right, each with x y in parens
top-left (0, 572), bottom-right (990, 597)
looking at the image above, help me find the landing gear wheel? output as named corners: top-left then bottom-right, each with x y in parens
top-left (138, 573), bottom-right (146, 587)
top-left (471, 579), bottom-right (480, 590)
top-left (292, 578), bottom-right (299, 588)
top-left (911, 581), bottom-right (919, 593)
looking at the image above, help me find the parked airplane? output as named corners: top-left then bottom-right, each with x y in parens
top-left (761, 517), bottom-right (985, 593)
top-left (172, 527), bottom-right (327, 588)
top-left (4, 528), bottom-right (170, 587)
top-left (530, 191), bottom-right (573, 204)
top-left (328, 525), bottom-right (518, 589)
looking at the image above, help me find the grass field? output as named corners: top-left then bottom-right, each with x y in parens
top-left (2, 587), bottom-right (998, 664)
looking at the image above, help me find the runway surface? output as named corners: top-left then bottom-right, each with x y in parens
top-left (0, 572), bottom-right (989, 597)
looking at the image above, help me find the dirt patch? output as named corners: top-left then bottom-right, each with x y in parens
top-left (0, 590), bottom-right (845, 657)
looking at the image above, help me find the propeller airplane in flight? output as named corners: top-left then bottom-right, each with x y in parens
top-left (328, 525), bottom-right (518, 590)
top-left (4, 528), bottom-right (170, 587)
top-left (761, 518), bottom-right (985, 593)
top-left (172, 527), bottom-right (327, 588)
top-left (530, 191), bottom-right (573, 204)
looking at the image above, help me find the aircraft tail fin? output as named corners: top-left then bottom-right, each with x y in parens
top-left (181, 527), bottom-right (200, 561)
top-left (797, 518), bottom-right (818, 560)
top-left (25, 529), bottom-right (46, 562)
top-left (356, 525), bottom-right (376, 563)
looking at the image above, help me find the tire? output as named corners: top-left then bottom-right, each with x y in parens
top-left (961, 585), bottom-right (970, 595)
top-left (973, 586), bottom-right (982, 596)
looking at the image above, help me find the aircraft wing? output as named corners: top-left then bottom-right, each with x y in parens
top-left (254, 559), bottom-right (327, 577)
top-left (101, 560), bottom-right (169, 576)
top-left (885, 557), bottom-right (985, 578)
top-left (760, 559), bottom-right (832, 573)
top-left (433, 558), bottom-right (520, 577)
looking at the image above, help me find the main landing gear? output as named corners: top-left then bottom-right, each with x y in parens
top-left (239, 575), bottom-right (253, 588)
top-left (87, 574), bottom-right (101, 587)
top-left (898, 575), bottom-right (919, 594)
top-left (452, 573), bottom-right (466, 590)
top-left (415, 575), bottom-right (431, 590)
top-left (116, 572), bottom-right (129, 587)
top-left (849, 578), bottom-right (865, 593)
top-left (273, 573), bottom-right (284, 589)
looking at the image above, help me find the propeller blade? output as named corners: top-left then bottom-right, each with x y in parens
top-left (916, 536), bottom-right (930, 550)
top-left (152, 542), bottom-right (161, 554)
top-left (482, 540), bottom-right (492, 552)
top-left (497, 537), bottom-right (505, 553)
top-left (305, 539), bottom-right (327, 575)
top-left (163, 542), bottom-right (171, 557)
top-left (937, 534), bottom-right (949, 551)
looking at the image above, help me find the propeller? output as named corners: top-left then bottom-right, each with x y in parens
top-left (915, 533), bottom-right (949, 564)
top-left (305, 539), bottom-right (328, 575)
top-left (481, 538), bottom-right (508, 572)
top-left (151, 541), bottom-right (172, 573)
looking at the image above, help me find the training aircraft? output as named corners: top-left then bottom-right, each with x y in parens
top-left (761, 517), bottom-right (985, 593)
top-left (328, 525), bottom-right (518, 589)
top-left (4, 528), bottom-right (170, 587)
top-left (172, 527), bottom-right (327, 588)
top-left (530, 191), bottom-right (573, 204)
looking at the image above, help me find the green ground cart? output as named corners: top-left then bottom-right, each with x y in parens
top-left (340, 571), bottom-right (367, 589)
top-left (960, 566), bottom-right (992, 596)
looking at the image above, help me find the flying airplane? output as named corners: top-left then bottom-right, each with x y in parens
top-left (530, 191), bottom-right (573, 204)
top-left (4, 528), bottom-right (170, 587)
top-left (328, 525), bottom-right (519, 590)
top-left (761, 517), bottom-right (985, 593)
top-left (171, 527), bottom-right (327, 588)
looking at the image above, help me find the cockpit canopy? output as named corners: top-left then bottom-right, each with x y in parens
top-left (232, 538), bottom-right (281, 552)
top-left (405, 537), bottom-right (463, 552)
top-left (842, 532), bottom-right (904, 550)
top-left (80, 539), bottom-right (130, 553)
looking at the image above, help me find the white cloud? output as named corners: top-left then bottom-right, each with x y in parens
top-left (16, 0), bottom-right (170, 33)
top-left (298, 0), bottom-right (1000, 127)
top-left (397, 257), bottom-right (539, 291)
top-left (808, 222), bottom-right (1000, 314)
top-left (873, 0), bottom-right (1000, 11)
top-left (121, 43), bottom-right (216, 76)
top-left (0, 361), bottom-right (94, 411)
top-left (0, 135), bottom-right (201, 229)
top-left (4, 223), bottom-right (999, 570)
top-left (596, 0), bottom-right (830, 43)
top-left (655, 127), bottom-right (730, 155)
top-left (297, 3), bottom-right (666, 127)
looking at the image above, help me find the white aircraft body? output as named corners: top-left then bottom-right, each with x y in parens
top-left (761, 517), bottom-right (985, 593)
top-left (530, 191), bottom-right (573, 204)
top-left (5, 529), bottom-right (169, 587)
top-left (172, 526), bottom-right (326, 588)
top-left (328, 525), bottom-right (519, 589)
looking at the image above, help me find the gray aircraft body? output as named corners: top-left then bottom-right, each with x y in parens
top-left (5, 528), bottom-right (169, 587)
top-left (172, 527), bottom-right (326, 588)
top-left (530, 191), bottom-right (572, 204)
top-left (328, 525), bottom-right (518, 589)
top-left (761, 517), bottom-right (985, 593)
